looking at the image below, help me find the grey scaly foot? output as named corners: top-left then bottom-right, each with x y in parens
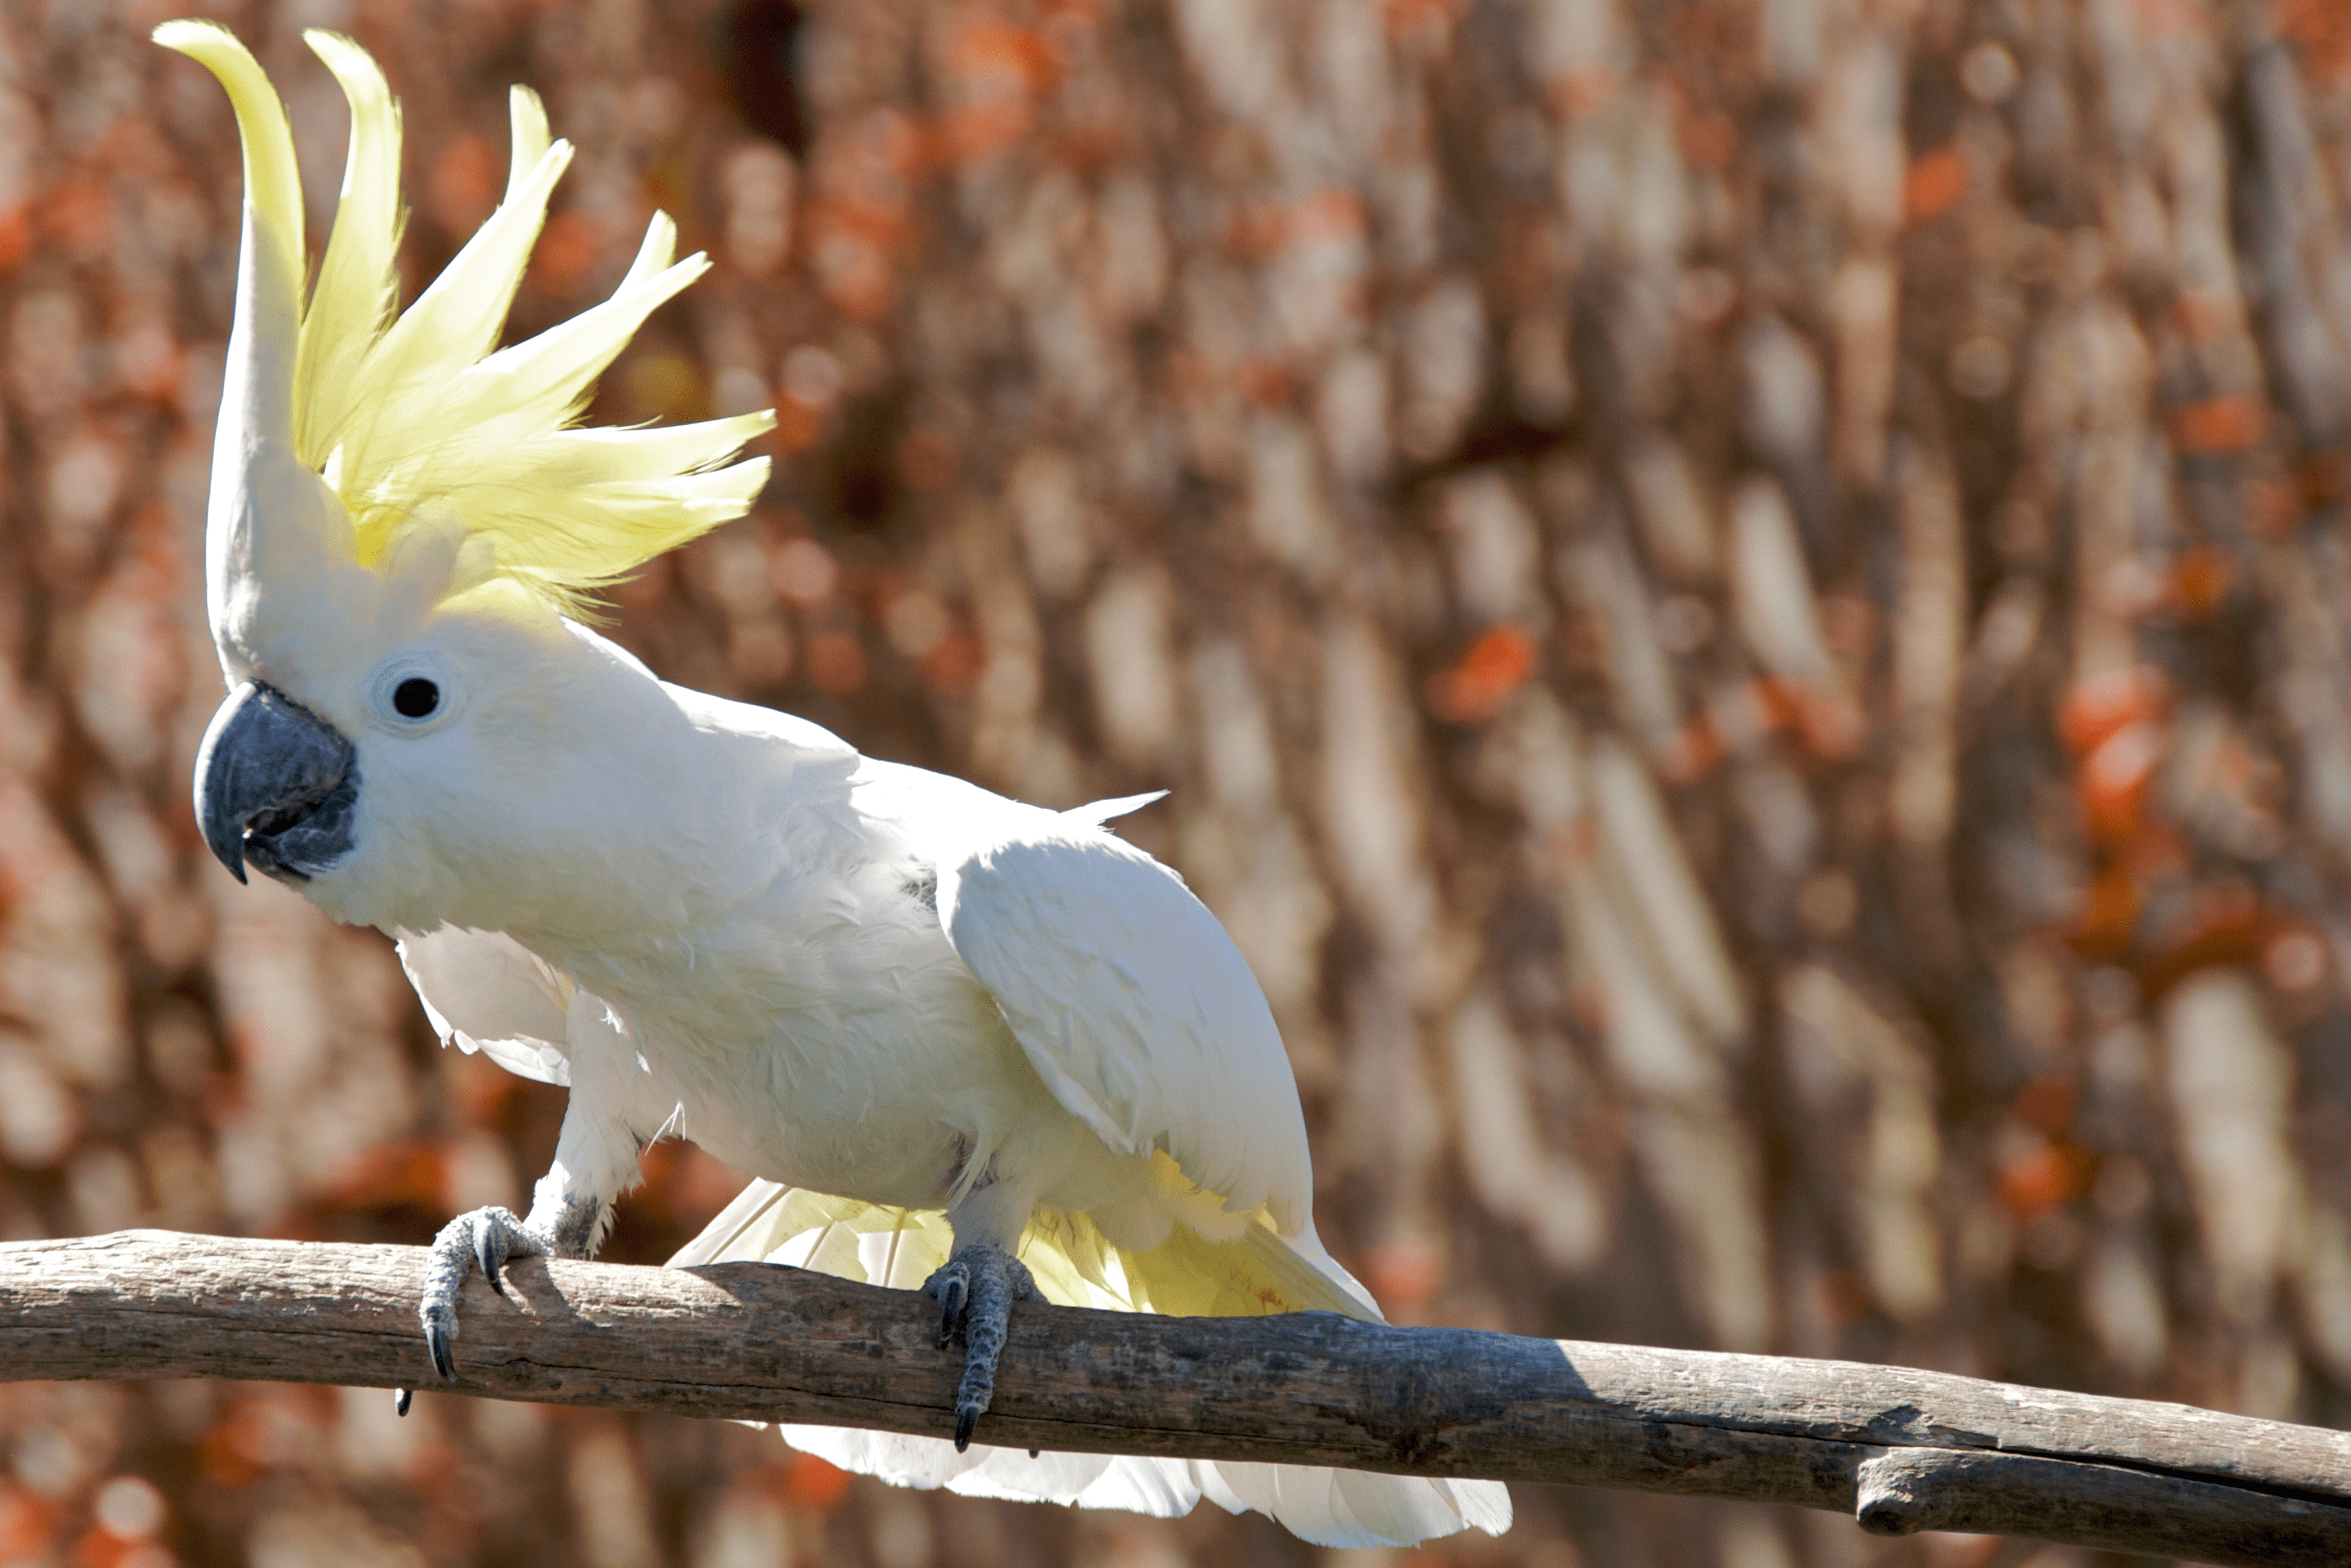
top-left (415, 1204), bottom-right (552, 1388)
top-left (397, 1192), bottom-right (604, 1412)
top-left (924, 1243), bottom-right (1038, 1451)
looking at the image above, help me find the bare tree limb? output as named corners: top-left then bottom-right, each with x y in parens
top-left (4, 1232), bottom-right (2345, 1564)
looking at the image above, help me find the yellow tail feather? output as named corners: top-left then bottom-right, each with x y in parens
top-left (670, 1180), bottom-right (1380, 1323)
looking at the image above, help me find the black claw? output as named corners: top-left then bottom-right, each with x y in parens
top-left (428, 1321), bottom-right (457, 1383)
top-left (1028, 1448), bottom-right (1040, 1459)
top-left (475, 1219), bottom-right (511, 1299)
top-left (955, 1403), bottom-right (979, 1452)
top-left (394, 1387), bottom-right (413, 1418)
top-left (937, 1274), bottom-right (967, 1348)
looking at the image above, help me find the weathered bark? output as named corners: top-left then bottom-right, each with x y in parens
top-left (6, 1232), bottom-right (2346, 1567)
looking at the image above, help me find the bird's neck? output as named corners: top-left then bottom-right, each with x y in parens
top-left (397, 634), bottom-right (860, 954)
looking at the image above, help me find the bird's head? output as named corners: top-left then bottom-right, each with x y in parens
top-left (158, 23), bottom-right (772, 927)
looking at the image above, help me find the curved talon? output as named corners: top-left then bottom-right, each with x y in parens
top-left (426, 1313), bottom-right (457, 1383)
top-left (475, 1214), bottom-right (512, 1299)
top-left (934, 1268), bottom-right (968, 1348)
top-left (955, 1405), bottom-right (980, 1452)
top-left (394, 1387), bottom-right (413, 1418)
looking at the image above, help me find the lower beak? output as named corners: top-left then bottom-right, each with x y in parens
top-left (193, 681), bottom-right (359, 885)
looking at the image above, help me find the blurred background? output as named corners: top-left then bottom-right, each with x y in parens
top-left (1, 0), bottom-right (2348, 1563)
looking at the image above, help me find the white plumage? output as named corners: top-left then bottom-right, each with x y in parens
top-left (161, 20), bottom-right (1511, 1548)
top-left (389, 657), bottom-right (1508, 1544)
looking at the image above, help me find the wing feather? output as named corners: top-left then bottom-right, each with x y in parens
top-left (933, 805), bottom-right (1314, 1235)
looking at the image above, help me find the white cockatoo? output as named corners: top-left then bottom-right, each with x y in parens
top-left (160, 21), bottom-right (1510, 1548)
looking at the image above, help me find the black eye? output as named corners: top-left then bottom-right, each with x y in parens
top-left (392, 677), bottom-right (440, 719)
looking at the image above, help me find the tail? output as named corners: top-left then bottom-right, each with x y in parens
top-left (669, 1182), bottom-right (1513, 1547)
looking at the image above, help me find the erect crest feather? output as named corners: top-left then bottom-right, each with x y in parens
top-left (157, 21), bottom-right (774, 618)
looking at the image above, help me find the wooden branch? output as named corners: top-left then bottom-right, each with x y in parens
top-left (5, 1233), bottom-right (2346, 1565)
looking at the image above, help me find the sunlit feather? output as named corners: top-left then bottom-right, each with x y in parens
top-left (155, 21), bottom-right (773, 616)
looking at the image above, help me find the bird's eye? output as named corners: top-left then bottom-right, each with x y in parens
top-left (392, 677), bottom-right (440, 719)
top-left (370, 655), bottom-right (459, 732)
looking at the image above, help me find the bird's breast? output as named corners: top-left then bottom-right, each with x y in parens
top-left (560, 871), bottom-right (1050, 1207)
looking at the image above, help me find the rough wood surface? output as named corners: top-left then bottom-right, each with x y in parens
top-left (4, 1232), bottom-right (2346, 1563)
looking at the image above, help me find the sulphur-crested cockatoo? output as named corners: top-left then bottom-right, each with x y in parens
top-left (161, 21), bottom-right (1509, 1547)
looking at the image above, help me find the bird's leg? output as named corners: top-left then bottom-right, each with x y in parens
top-left (923, 1241), bottom-right (1039, 1451)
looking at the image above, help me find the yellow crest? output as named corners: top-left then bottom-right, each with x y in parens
top-left (156, 21), bottom-right (774, 617)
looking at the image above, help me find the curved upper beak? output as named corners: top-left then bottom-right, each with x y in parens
top-left (193, 681), bottom-right (359, 885)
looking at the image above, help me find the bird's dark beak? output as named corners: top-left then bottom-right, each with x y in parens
top-left (193, 681), bottom-right (359, 886)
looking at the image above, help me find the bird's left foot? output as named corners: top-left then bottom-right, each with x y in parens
top-left (924, 1243), bottom-right (1037, 1450)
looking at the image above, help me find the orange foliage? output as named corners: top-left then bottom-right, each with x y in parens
top-left (1655, 712), bottom-right (1727, 783)
top-left (2071, 864), bottom-right (2140, 958)
top-left (528, 212), bottom-right (606, 298)
top-left (922, 630), bottom-right (983, 694)
top-left (1361, 1241), bottom-right (1442, 1317)
top-left (428, 136), bottom-right (500, 235)
top-left (0, 1489), bottom-right (52, 1563)
top-left (1425, 626), bottom-right (1538, 722)
top-left (2078, 721), bottom-right (2162, 845)
top-left (2170, 546), bottom-right (2232, 617)
top-left (2058, 667), bottom-right (2169, 755)
top-left (1998, 1141), bottom-right (2089, 1219)
top-left (1901, 147), bottom-right (1968, 223)
top-left (782, 1454), bottom-right (853, 1513)
top-left (2169, 394), bottom-right (2267, 455)
top-left (2279, 0), bottom-right (2351, 79)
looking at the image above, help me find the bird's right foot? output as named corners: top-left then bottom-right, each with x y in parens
top-left (397, 1190), bottom-right (603, 1416)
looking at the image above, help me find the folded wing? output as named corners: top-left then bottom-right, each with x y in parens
top-left (934, 803), bottom-right (1315, 1238)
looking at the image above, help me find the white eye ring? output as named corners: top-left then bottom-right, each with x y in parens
top-left (369, 653), bottom-right (461, 733)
